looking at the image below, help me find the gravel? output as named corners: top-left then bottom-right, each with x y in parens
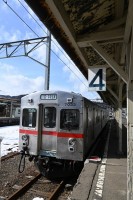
top-left (0, 153), bottom-right (74, 200)
top-left (0, 153), bottom-right (37, 199)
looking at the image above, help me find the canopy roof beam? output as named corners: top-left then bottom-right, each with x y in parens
top-left (77, 28), bottom-right (124, 47)
top-left (106, 86), bottom-right (119, 101)
top-left (90, 41), bottom-right (128, 84)
top-left (45, 0), bottom-right (89, 70)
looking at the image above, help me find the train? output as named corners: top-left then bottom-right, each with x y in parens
top-left (0, 116), bottom-right (20, 126)
top-left (19, 90), bottom-right (109, 177)
top-left (0, 106), bottom-right (20, 126)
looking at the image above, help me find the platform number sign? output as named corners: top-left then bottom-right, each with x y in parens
top-left (88, 68), bottom-right (106, 91)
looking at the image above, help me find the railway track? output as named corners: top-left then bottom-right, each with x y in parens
top-left (0, 152), bottom-right (75, 200)
top-left (6, 173), bottom-right (65, 200)
top-left (0, 123), bottom-right (111, 200)
top-left (1, 152), bottom-right (19, 162)
top-left (6, 173), bottom-right (41, 200)
top-left (1, 123), bottom-right (110, 200)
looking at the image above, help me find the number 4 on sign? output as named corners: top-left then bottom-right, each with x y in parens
top-left (88, 68), bottom-right (106, 91)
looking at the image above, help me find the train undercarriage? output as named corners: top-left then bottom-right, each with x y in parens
top-left (34, 156), bottom-right (84, 179)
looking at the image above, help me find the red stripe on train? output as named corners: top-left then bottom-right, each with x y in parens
top-left (19, 129), bottom-right (37, 135)
top-left (19, 129), bottom-right (84, 138)
top-left (55, 132), bottom-right (83, 138)
top-left (42, 131), bottom-right (84, 138)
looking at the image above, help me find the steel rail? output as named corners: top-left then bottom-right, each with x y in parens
top-left (48, 180), bottom-right (65, 200)
top-left (1, 152), bottom-right (19, 162)
top-left (6, 173), bottom-right (42, 200)
top-left (6, 174), bottom-right (65, 200)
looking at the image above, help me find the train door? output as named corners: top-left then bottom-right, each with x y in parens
top-left (39, 105), bottom-right (57, 154)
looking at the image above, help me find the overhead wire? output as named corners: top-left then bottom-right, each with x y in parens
top-left (2, 0), bottom-right (88, 88)
top-left (2, 0), bottom-right (39, 37)
top-left (20, 0), bottom-right (87, 83)
top-left (21, 0), bottom-right (84, 78)
top-left (50, 50), bottom-right (88, 87)
top-left (20, 0), bottom-right (87, 87)
top-left (18, 0), bottom-right (47, 37)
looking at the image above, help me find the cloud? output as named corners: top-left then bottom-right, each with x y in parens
top-left (55, 49), bottom-right (99, 100)
top-left (0, 60), bottom-right (85, 97)
top-left (0, 1), bottom-right (100, 100)
top-left (51, 39), bottom-right (88, 92)
top-left (0, 25), bottom-right (21, 43)
top-left (0, 74), bottom-right (44, 96)
top-left (0, 62), bottom-right (44, 95)
top-left (0, 62), bottom-right (14, 72)
top-left (29, 43), bottom-right (47, 65)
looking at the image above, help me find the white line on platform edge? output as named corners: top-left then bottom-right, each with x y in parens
top-left (93, 122), bottom-right (111, 200)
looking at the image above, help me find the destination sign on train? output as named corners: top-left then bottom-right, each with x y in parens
top-left (40, 94), bottom-right (57, 100)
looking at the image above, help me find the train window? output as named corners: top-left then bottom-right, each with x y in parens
top-left (22, 108), bottom-right (37, 127)
top-left (60, 109), bottom-right (79, 130)
top-left (44, 107), bottom-right (56, 128)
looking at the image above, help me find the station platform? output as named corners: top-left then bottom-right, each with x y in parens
top-left (71, 119), bottom-right (127, 200)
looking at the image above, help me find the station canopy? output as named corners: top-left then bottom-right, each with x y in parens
top-left (25, 0), bottom-right (129, 108)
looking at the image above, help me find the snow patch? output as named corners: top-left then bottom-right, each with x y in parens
top-left (0, 126), bottom-right (19, 156)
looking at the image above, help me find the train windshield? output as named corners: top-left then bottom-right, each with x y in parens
top-left (44, 107), bottom-right (56, 128)
top-left (60, 109), bottom-right (79, 130)
top-left (22, 108), bottom-right (37, 128)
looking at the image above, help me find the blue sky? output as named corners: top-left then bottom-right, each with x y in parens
top-left (0, 0), bottom-right (100, 100)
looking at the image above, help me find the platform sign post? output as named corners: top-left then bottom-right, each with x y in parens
top-left (88, 67), bottom-right (106, 91)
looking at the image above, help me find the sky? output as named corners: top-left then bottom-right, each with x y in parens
top-left (0, 0), bottom-right (100, 100)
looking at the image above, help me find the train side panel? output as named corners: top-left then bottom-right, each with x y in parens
top-left (82, 98), bottom-right (108, 156)
top-left (82, 99), bottom-right (94, 156)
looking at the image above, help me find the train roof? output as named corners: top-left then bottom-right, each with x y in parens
top-left (22, 90), bottom-right (82, 98)
top-left (21, 90), bottom-right (108, 110)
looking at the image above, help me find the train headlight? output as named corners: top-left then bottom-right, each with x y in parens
top-left (22, 134), bottom-right (29, 148)
top-left (22, 134), bottom-right (29, 141)
top-left (68, 138), bottom-right (76, 146)
top-left (68, 138), bottom-right (76, 152)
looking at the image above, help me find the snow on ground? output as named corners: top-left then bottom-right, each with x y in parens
top-left (0, 126), bottom-right (19, 156)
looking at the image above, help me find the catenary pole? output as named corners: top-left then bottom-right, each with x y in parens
top-left (45, 30), bottom-right (51, 90)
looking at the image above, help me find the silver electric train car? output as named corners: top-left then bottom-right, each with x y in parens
top-left (19, 91), bottom-right (108, 177)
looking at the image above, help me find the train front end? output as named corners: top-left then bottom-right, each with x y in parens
top-left (19, 91), bottom-right (84, 177)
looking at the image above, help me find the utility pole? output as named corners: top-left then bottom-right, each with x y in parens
top-left (45, 30), bottom-right (51, 90)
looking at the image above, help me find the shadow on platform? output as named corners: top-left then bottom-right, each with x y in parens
top-left (107, 119), bottom-right (127, 159)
